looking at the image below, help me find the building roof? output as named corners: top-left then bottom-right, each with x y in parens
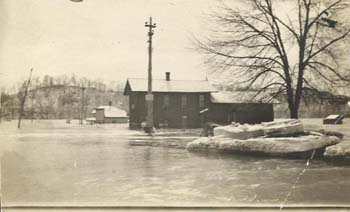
top-left (91, 106), bottom-right (128, 118)
top-left (210, 91), bottom-right (278, 104)
top-left (124, 78), bottom-right (216, 94)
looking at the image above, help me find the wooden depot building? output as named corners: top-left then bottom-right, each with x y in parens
top-left (123, 72), bottom-right (274, 129)
top-left (124, 72), bottom-right (215, 128)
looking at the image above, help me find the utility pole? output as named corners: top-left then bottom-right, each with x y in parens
top-left (145, 17), bottom-right (156, 133)
top-left (80, 86), bottom-right (86, 125)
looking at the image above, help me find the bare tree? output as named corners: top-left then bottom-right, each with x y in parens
top-left (196, 0), bottom-right (350, 118)
top-left (18, 69), bottom-right (33, 128)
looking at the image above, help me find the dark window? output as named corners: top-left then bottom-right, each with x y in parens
top-left (181, 95), bottom-right (187, 108)
top-left (199, 95), bottom-right (205, 108)
top-left (163, 95), bottom-right (169, 109)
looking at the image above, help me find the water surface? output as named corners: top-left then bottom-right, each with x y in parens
top-left (1, 120), bottom-right (350, 207)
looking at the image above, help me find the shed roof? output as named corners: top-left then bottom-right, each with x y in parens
top-left (91, 106), bottom-right (128, 118)
top-left (124, 78), bottom-right (216, 94)
top-left (210, 91), bottom-right (278, 104)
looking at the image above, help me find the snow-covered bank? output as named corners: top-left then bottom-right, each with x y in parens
top-left (187, 135), bottom-right (340, 158)
top-left (187, 120), bottom-right (343, 159)
top-left (324, 140), bottom-right (350, 161)
top-left (299, 119), bottom-right (350, 163)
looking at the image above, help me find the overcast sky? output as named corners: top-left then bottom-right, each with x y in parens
top-left (0, 0), bottom-right (217, 89)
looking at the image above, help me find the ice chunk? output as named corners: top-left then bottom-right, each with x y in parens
top-left (324, 141), bottom-right (350, 158)
top-left (213, 119), bottom-right (304, 139)
top-left (262, 119), bottom-right (304, 137)
top-left (213, 124), bottom-right (264, 139)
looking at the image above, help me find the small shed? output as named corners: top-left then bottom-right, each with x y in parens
top-left (323, 114), bottom-right (345, 125)
top-left (209, 91), bottom-right (275, 125)
top-left (91, 105), bottom-right (128, 124)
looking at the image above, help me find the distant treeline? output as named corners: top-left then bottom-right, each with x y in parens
top-left (0, 74), bottom-right (128, 120)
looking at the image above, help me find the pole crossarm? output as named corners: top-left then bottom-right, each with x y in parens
top-left (145, 17), bottom-right (157, 38)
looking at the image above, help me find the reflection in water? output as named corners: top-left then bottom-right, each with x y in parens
top-left (1, 120), bottom-right (350, 207)
top-left (144, 147), bottom-right (152, 161)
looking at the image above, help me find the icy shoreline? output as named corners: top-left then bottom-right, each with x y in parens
top-left (187, 135), bottom-right (340, 158)
top-left (186, 120), bottom-right (343, 159)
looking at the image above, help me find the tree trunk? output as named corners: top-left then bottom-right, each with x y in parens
top-left (289, 106), bottom-right (299, 119)
top-left (288, 99), bottom-right (300, 119)
top-left (18, 69), bottom-right (33, 128)
top-left (285, 80), bottom-right (298, 119)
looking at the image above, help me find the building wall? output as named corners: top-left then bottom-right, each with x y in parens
top-left (209, 103), bottom-right (274, 125)
top-left (153, 92), bottom-right (211, 128)
top-left (129, 92), bottom-right (146, 128)
top-left (103, 117), bottom-right (128, 123)
top-left (129, 92), bottom-right (211, 128)
top-left (128, 91), bottom-right (275, 128)
top-left (95, 109), bottom-right (105, 124)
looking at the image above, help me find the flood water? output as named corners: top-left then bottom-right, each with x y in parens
top-left (1, 120), bottom-right (350, 207)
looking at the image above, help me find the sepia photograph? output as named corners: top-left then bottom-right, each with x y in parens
top-left (0, 0), bottom-right (350, 211)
